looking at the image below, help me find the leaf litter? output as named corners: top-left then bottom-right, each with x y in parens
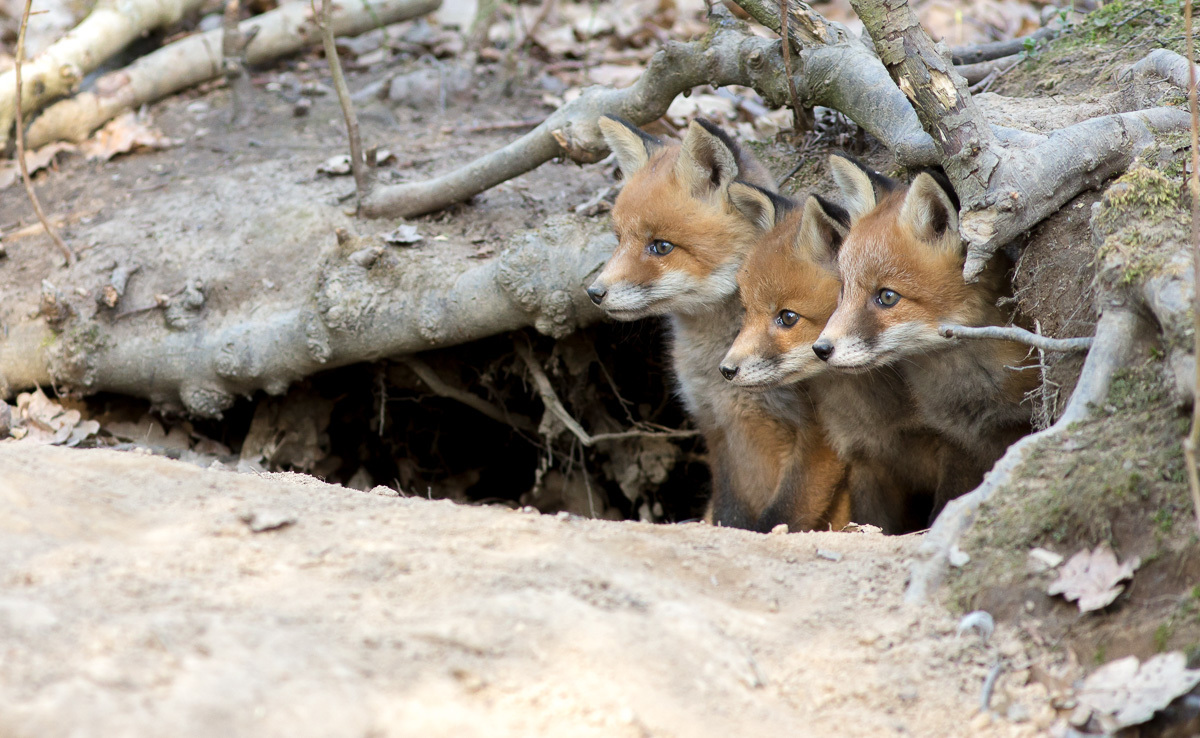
top-left (1046, 542), bottom-right (1139, 613)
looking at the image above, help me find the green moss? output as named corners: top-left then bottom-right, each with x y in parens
top-left (948, 356), bottom-right (1190, 611)
top-left (1155, 623), bottom-right (1173, 652)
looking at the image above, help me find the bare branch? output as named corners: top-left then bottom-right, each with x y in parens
top-left (25, 0), bottom-right (440, 149)
top-left (1184, 0), bottom-right (1200, 535)
top-left (938, 324), bottom-right (1093, 353)
top-left (318, 0), bottom-right (369, 202)
top-left (515, 341), bottom-right (700, 448)
top-left (400, 356), bottom-right (536, 433)
top-left (14, 0), bottom-right (73, 266)
top-left (906, 308), bottom-right (1143, 604)
top-left (950, 27), bottom-right (1057, 65)
top-left (221, 0), bottom-right (256, 126)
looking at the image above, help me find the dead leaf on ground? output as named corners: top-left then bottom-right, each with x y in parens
top-left (1046, 543), bottom-right (1139, 613)
top-left (586, 63), bottom-right (643, 88)
top-left (317, 155), bottom-right (352, 175)
top-left (382, 224), bottom-right (424, 245)
top-left (8, 388), bottom-right (99, 447)
top-left (0, 141), bottom-right (77, 190)
top-left (1077, 652), bottom-right (1200, 732)
top-left (81, 112), bottom-right (181, 162)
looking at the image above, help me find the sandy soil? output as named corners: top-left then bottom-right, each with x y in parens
top-left (0, 442), bottom-right (1058, 737)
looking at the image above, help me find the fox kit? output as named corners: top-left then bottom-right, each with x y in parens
top-left (719, 189), bottom-right (946, 533)
top-left (814, 155), bottom-right (1037, 509)
top-left (589, 116), bottom-right (849, 532)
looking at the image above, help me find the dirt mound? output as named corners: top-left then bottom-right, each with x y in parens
top-left (0, 443), bottom-right (1058, 737)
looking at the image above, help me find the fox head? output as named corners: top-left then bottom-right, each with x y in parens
top-left (718, 192), bottom-right (849, 387)
top-left (586, 116), bottom-right (772, 320)
top-left (812, 155), bottom-right (982, 371)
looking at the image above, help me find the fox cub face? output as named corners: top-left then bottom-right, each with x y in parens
top-left (813, 155), bottom-right (978, 370)
top-left (587, 116), bottom-right (771, 319)
top-left (719, 193), bottom-right (849, 388)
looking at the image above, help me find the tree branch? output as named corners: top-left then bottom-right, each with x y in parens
top-left (400, 356), bottom-right (536, 432)
top-left (318, 0), bottom-right (370, 203)
top-left (25, 0), bottom-right (441, 149)
top-left (906, 307), bottom-right (1143, 604)
top-left (0, 0), bottom-right (209, 148)
top-left (938, 324), bottom-right (1093, 352)
top-left (14, 0), bottom-right (73, 266)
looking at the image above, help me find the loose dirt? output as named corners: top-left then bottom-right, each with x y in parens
top-left (0, 443), bottom-right (1061, 737)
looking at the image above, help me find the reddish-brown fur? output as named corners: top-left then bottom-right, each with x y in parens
top-left (723, 195), bottom-right (944, 532)
top-left (591, 117), bottom-right (847, 531)
top-left (818, 157), bottom-right (1037, 513)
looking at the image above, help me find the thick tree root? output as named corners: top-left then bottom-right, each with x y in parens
top-left (904, 306), bottom-right (1143, 605)
top-left (0, 218), bottom-right (614, 416)
top-left (24, 0), bottom-right (441, 149)
top-left (0, 0), bottom-right (208, 148)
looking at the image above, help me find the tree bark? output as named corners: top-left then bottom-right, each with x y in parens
top-left (0, 0), bottom-right (208, 148)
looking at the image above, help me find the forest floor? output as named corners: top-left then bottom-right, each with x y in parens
top-left (0, 443), bottom-right (1065, 738)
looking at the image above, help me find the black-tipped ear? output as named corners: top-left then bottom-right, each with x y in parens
top-left (899, 172), bottom-right (961, 253)
top-left (599, 115), bottom-right (663, 178)
top-left (828, 154), bottom-right (899, 223)
top-left (728, 182), bottom-right (792, 231)
top-left (676, 119), bottom-right (740, 195)
top-left (798, 194), bottom-right (849, 269)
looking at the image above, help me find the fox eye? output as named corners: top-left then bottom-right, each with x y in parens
top-left (776, 310), bottom-right (799, 328)
top-left (647, 239), bottom-right (675, 256)
top-left (875, 289), bottom-right (901, 308)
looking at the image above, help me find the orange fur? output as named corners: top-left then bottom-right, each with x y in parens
top-left (591, 117), bottom-right (841, 532)
top-left (817, 157), bottom-right (1037, 513)
top-left (723, 193), bottom-right (944, 533)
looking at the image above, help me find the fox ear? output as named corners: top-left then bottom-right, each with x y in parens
top-left (828, 155), bottom-right (877, 222)
top-left (599, 116), bottom-right (662, 178)
top-left (727, 182), bottom-right (783, 232)
top-left (899, 172), bottom-right (961, 253)
top-left (798, 195), bottom-right (849, 269)
top-left (676, 119), bottom-right (740, 196)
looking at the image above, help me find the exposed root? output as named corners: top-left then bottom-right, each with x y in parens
top-left (950, 27), bottom-right (1058, 65)
top-left (905, 307), bottom-right (1143, 605)
top-left (25, 0), bottom-right (441, 149)
top-left (515, 340), bottom-right (700, 447)
top-left (938, 324), bottom-right (1093, 353)
top-left (401, 356), bottom-right (536, 433)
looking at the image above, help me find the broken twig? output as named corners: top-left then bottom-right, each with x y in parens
top-left (317, 0), bottom-right (370, 202)
top-left (1183, 0), bottom-right (1200, 535)
top-left (515, 341), bottom-right (699, 448)
top-left (938, 324), bottom-right (1093, 353)
top-left (14, 0), bottom-right (74, 265)
top-left (401, 356), bottom-right (536, 433)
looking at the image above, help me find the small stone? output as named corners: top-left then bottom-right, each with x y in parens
top-left (969, 711), bottom-right (993, 730)
top-left (240, 509), bottom-right (297, 533)
top-left (816, 549), bottom-right (842, 562)
top-left (1006, 703), bottom-right (1030, 723)
top-left (948, 545), bottom-right (970, 567)
top-left (1068, 704), bottom-right (1091, 727)
top-left (769, 523), bottom-right (789, 535)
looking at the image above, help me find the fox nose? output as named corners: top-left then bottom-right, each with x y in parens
top-left (586, 285), bottom-right (607, 305)
top-left (719, 365), bottom-right (739, 381)
top-left (812, 340), bottom-right (834, 361)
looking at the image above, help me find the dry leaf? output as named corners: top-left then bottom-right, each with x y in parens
top-left (1078, 652), bottom-right (1200, 732)
top-left (81, 112), bottom-right (180, 162)
top-left (1047, 543), bottom-right (1139, 613)
top-left (12, 388), bottom-right (98, 446)
top-left (0, 142), bottom-right (77, 190)
top-left (382, 224), bottom-right (424, 245)
top-left (666, 93), bottom-right (737, 127)
top-left (317, 155), bottom-right (352, 175)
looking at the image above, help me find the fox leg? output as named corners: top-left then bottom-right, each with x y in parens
top-left (705, 436), bottom-right (756, 529)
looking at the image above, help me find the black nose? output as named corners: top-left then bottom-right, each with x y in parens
top-left (812, 340), bottom-right (834, 361)
top-left (586, 285), bottom-right (607, 305)
top-left (719, 365), bottom-right (738, 381)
